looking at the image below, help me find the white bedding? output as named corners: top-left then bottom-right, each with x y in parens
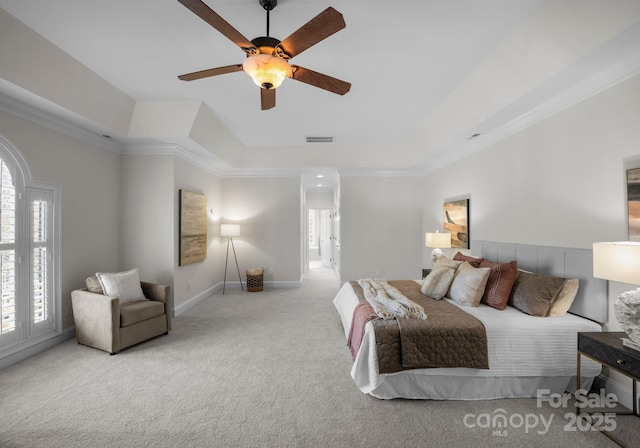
top-left (334, 281), bottom-right (602, 399)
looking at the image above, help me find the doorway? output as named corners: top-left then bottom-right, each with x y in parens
top-left (302, 170), bottom-right (340, 280)
top-left (308, 209), bottom-right (333, 269)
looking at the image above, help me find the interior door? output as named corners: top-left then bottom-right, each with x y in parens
top-left (320, 210), bottom-right (332, 268)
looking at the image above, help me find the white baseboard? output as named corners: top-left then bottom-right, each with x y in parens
top-left (0, 327), bottom-right (76, 371)
top-left (593, 373), bottom-right (639, 411)
top-left (174, 284), bottom-right (219, 316)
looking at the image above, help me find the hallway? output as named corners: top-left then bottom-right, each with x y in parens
top-left (304, 264), bottom-right (340, 286)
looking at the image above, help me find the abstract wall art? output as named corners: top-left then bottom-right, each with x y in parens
top-left (179, 189), bottom-right (208, 266)
top-left (443, 198), bottom-right (469, 249)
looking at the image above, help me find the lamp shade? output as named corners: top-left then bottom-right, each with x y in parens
top-left (593, 241), bottom-right (640, 285)
top-left (242, 54), bottom-right (292, 90)
top-left (425, 232), bottom-right (451, 249)
top-left (220, 224), bottom-right (240, 237)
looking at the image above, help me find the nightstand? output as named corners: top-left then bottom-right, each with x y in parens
top-left (577, 332), bottom-right (640, 416)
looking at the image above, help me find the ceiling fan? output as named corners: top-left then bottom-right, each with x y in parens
top-left (177, 0), bottom-right (351, 110)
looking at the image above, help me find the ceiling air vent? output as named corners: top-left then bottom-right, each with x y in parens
top-left (306, 136), bottom-right (334, 143)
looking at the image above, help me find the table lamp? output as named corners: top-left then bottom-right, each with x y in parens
top-left (425, 231), bottom-right (452, 264)
top-left (593, 241), bottom-right (640, 348)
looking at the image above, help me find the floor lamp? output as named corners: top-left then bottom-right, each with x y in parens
top-left (221, 224), bottom-right (243, 294)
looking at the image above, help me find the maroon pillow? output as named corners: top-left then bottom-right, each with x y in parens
top-left (479, 260), bottom-right (518, 310)
top-left (453, 251), bottom-right (484, 268)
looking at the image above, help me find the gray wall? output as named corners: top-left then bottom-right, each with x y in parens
top-left (340, 176), bottom-right (423, 281)
top-left (120, 154), bottom-right (227, 311)
top-left (173, 157), bottom-right (223, 307)
top-left (120, 154), bottom-right (174, 289)
top-left (222, 177), bottom-right (302, 284)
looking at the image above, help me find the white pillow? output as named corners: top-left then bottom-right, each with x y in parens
top-left (447, 261), bottom-right (490, 307)
top-left (95, 268), bottom-right (147, 304)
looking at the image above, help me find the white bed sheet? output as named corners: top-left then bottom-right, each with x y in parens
top-left (334, 282), bottom-right (602, 399)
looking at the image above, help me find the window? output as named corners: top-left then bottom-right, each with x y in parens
top-left (0, 136), bottom-right (58, 353)
top-left (0, 159), bottom-right (18, 341)
top-left (29, 189), bottom-right (54, 337)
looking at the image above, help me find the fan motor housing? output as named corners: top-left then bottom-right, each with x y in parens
top-left (259, 0), bottom-right (277, 11)
top-left (251, 36), bottom-right (281, 49)
top-left (250, 36), bottom-right (290, 59)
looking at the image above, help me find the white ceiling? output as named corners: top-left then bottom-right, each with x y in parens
top-left (1, 0), bottom-right (640, 183)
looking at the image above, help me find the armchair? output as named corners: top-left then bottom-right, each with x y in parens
top-left (71, 280), bottom-right (172, 354)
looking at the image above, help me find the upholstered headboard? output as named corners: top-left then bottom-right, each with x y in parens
top-left (471, 240), bottom-right (607, 324)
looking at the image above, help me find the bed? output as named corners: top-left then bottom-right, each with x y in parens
top-left (333, 241), bottom-right (605, 400)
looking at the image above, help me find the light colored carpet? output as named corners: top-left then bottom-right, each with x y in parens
top-left (0, 268), bottom-right (634, 447)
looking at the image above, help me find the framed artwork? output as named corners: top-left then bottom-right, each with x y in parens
top-left (627, 168), bottom-right (640, 241)
top-left (443, 199), bottom-right (469, 249)
top-left (179, 189), bottom-right (208, 266)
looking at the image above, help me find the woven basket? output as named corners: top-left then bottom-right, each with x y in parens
top-left (246, 267), bottom-right (264, 292)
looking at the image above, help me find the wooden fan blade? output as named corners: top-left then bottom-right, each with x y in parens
top-left (278, 7), bottom-right (345, 58)
top-left (178, 0), bottom-right (255, 52)
top-left (290, 66), bottom-right (351, 95)
top-left (178, 64), bottom-right (243, 81)
top-left (261, 88), bottom-right (276, 110)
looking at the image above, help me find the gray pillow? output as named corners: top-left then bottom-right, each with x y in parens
top-left (509, 271), bottom-right (566, 316)
top-left (421, 258), bottom-right (462, 299)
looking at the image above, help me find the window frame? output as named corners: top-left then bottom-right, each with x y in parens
top-left (0, 134), bottom-right (61, 357)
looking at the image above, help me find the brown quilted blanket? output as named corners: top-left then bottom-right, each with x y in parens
top-left (349, 280), bottom-right (489, 374)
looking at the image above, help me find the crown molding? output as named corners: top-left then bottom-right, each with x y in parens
top-left (121, 142), bottom-right (177, 156)
top-left (424, 46), bottom-right (640, 174)
top-left (220, 167), bottom-right (305, 178)
top-left (0, 92), bottom-right (123, 154)
top-left (480, 49), bottom-right (640, 151)
top-left (121, 142), bottom-right (305, 178)
top-left (8, 42), bottom-right (639, 180)
top-left (122, 141), bottom-right (230, 177)
top-left (339, 167), bottom-right (424, 178)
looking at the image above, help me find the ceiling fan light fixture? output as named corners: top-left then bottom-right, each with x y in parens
top-left (177, 1), bottom-right (350, 109)
top-left (242, 54), bottom-right (292, 90)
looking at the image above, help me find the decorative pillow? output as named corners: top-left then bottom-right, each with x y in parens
top-left (548, 278), bottom-right (579, 317)
top-left (85, 276), bottom-right (104, 294)
top-left (478, 260), bottom-right (518, 310)
top-left (95, 268), bottom-right (147, 304)
top-left (453, 251), bottom-right (484, 268)
top-left (509, 271), bottom-right (565, 317)
top-left (447, 261), bottom-right (490, 307)
top-left (420, 257), bottom-right (462, 300)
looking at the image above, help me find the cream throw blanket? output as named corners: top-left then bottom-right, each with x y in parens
top-left (357, 279), bottom-right (427, 320)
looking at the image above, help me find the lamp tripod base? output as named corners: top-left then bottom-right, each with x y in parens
top-left (223, 237), bottom-right (244, 294)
